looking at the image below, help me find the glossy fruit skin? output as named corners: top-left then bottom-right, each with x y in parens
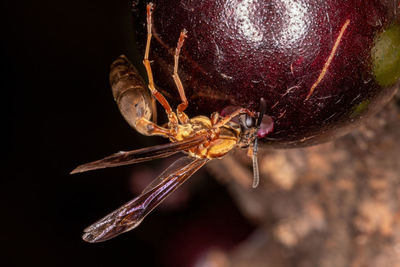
top-left (132, 0), bottom-right (400, 147)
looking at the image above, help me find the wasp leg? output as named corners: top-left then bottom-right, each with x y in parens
top-left (172, 30), bottom-right (189, 124)
top-left (210, 112), bottom-right (220, 125)
top-left (213, 108), bottom-right (255, 128)
top-left (135, 117), bottom-right (172, 137)
top-left (143, 3), bottom-right (178, 126)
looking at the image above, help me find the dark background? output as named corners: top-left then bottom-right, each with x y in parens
top-left (3, 1), bottom-right (253, 266)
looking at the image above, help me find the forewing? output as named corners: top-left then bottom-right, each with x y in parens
top-left (82, 156), bottom-right (209, 243)
top-left (70, 135), bottom-right (206, 174)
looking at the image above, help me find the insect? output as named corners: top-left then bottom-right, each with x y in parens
top-left (71, 3), bottom-right (269, 243)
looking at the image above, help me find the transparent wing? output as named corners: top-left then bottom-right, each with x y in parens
top-left (82, 156), bottom-right (209, 243)
top-left (70, 135), bottom-right (206, 174)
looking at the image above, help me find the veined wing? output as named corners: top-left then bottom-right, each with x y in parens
top-left (70, 135), bottom-right (207, 174)
top-left (82, 156), bottom-right (209, 243)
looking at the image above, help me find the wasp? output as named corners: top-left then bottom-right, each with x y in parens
top-left (71, 3), bottom-right (269, 243)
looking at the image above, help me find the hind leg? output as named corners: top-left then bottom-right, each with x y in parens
top-left (143, 3), bottom-right (178, 126)
top-left (172, 30), bottom-right (189, 124)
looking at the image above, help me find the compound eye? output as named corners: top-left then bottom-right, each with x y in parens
top-left (245, 115), bottom-right (255, 128)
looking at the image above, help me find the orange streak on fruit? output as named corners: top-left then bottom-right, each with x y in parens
top-left (306, 19), bottom-right (350, 100)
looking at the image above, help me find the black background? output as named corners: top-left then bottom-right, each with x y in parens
top-left (3, 1), bottom-right (253, 266)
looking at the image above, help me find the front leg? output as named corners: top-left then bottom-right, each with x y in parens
top-left (213, 108), bottom-right (255, 129)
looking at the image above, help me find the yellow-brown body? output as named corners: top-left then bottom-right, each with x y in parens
top-left (172, 115), bottom-right (241, 159)
top-left (110, 55), bottom-right (252, 161)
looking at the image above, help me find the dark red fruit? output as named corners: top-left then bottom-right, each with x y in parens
top-left (133, 0), bottom-right (400, 147)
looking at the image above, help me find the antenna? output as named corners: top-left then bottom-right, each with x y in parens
top-left (252, 98), bottom-right (267, 188)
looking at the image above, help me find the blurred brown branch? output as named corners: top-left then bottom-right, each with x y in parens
top-left (205, 90), bottom-right (400, 267)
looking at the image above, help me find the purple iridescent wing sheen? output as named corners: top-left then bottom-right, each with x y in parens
top-left (82, 156), bottom-right (209, 243)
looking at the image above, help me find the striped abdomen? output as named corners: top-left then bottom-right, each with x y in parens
top-left (109, 55), bottom-right (153, 134)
